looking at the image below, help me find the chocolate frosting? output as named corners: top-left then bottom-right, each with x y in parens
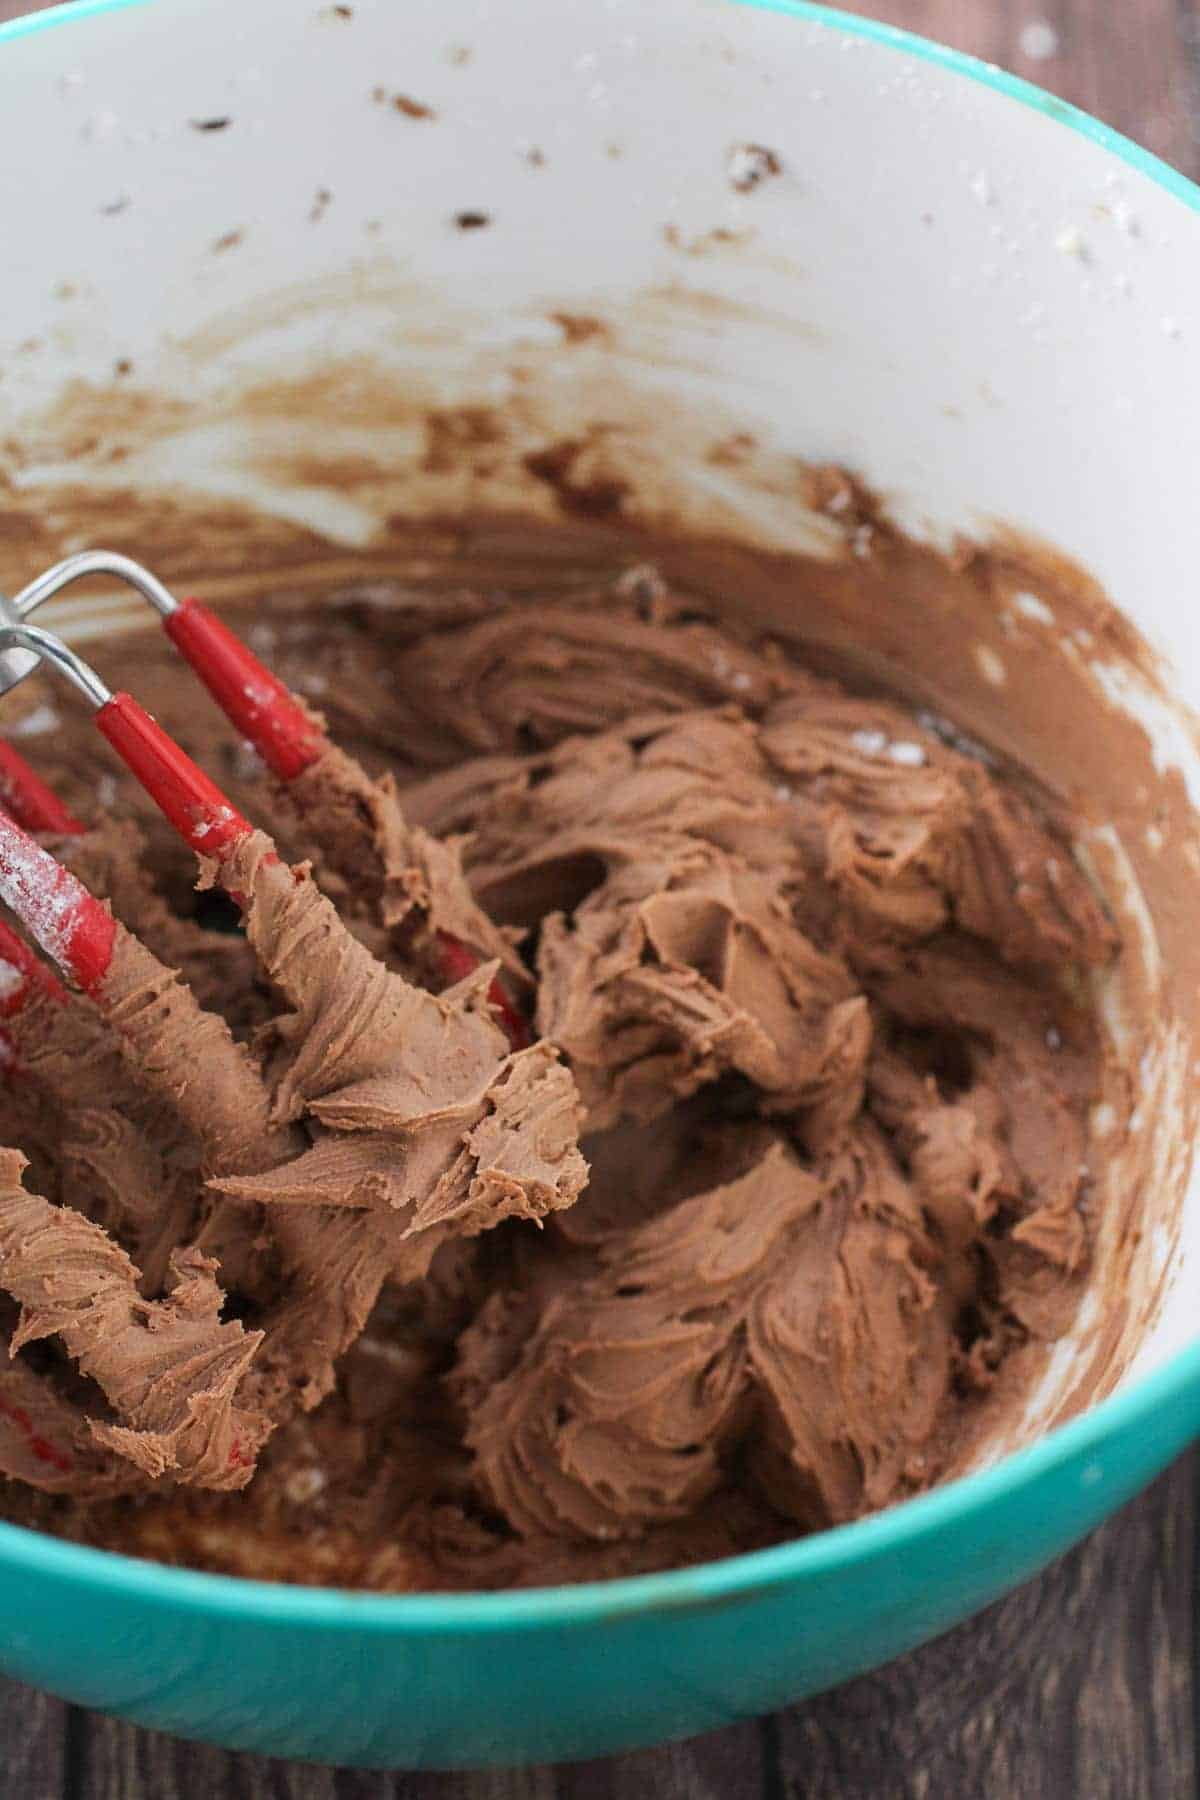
top-left (458, 1129), bottom-right (822, 1538)
top-left (0, 819), bottom-right (584, 1488)
top-left (284, 744), bottom-right (526, 990)
top-left (210, 830), bottom-right (584, 1232)
top-left (0, 1357), bottom-right (136, 1498)
top-left (408, 603), bottom-right (1114, 1546)
top-left (8, 975), bottom-right (202, 1291)
top-left (0, 1149), bottom-right (265, 1489)
top-left (213, 831), bottom-right (587, 1416)
top-left (0, 554), bottom-right (1124, 1585)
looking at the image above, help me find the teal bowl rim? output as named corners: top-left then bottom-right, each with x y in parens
top-left (0, 0), bottom-right (1198, 1635)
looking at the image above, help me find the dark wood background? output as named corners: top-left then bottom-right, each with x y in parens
top-left (2, 0), bottom-right (1199, 1793)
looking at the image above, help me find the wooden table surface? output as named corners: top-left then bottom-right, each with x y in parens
top-left (1, 1), bottom-right (1198, 1794)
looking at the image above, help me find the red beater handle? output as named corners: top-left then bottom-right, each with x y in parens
top-left (0, 810), bottom-right (115, 995)
top-left (159, 607), bottom-right (531, 1047)
top-left (163, 600), bottom-right (327, 781)
top-left (0, 913), bottom-right (67, 1074)
top-left (436, 929), bottom-right (530, 1050)
top-left (0, 915), bottom-right (67, 1017)
top-left (95, 693), bottom-right (254, 860)
top-left (0, 741), bottom-right (85, 836)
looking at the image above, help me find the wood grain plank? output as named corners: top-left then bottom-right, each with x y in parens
top-left (61, 1704), bottom-right (763, 1796)
top-left (69, 1722), bottom-right (566, 1800)
top-left (77, 1718), bottom-right (336, 1800)
top-left (0, 1677), bottom-right (67, 1800)
top-left (383, 1770), bottom-right (559, 1800)
top-left (557, 1719), bottom-right (765, 1800)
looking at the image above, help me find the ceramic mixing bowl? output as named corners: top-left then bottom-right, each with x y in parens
top-left (0, 0), bottom-right (1199, 1768)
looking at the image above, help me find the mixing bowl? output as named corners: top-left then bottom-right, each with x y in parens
top-left (1, 0), bottom-right (1200, 1768)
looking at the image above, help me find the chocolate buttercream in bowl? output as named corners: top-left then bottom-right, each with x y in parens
top-left (0, 470), bottom-right (1184, 1589)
